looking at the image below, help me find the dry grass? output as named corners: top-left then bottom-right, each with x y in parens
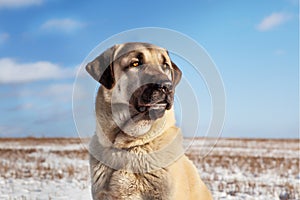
top-left (0, 139), bottom-right (89, 180)
top-left (0, 137), bottom-right (299, 199)
top-left (185, 138), bottom-right (300, 199)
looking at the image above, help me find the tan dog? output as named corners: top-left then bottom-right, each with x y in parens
top-left (86, 42), bottom-right (212, 200)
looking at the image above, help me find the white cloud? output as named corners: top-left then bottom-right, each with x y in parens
top-left (287, 0), bottom-right (299, 6)
top-left (7, 103), bottom-right (33, 111)
top-left (0, 76), bottom-right (76, 136)
top-left (41, 83), bottom-right (74, 102)
top-left (0, 58), bottom-right (75, 83)
top-left (41, 18), bottom-right (84, 33)
top-left (0, 33), bottom-right (9, 44)
top-left (257, 12), bottom-right (292, 31)
top-left (274, 49), bottom-right (286, 56)
top-left (0, 0), bottom-right (43, 9)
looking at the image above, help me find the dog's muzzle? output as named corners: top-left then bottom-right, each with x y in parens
top-left (130, 81), bottom-right (174, 120)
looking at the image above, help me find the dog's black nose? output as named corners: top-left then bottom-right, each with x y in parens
top-left (157, 81), bottom-right (172, 93)
top-left (141, 81), bottom-right (172, 104)
top-left (130, 80), bottom-right (174, 116)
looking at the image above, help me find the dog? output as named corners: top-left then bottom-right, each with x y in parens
top-left (86, 42), bottom-right (212, 200)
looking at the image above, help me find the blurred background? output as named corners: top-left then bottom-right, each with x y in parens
top-left (0, 1), bottom-right (299, 199)
top-left (0, 0), bottom-right (298, 138)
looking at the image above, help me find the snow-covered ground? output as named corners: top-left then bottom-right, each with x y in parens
top-left (186, 138), bottom-right (300, 200)
top-left (0, 138), bottom-right (299, 200)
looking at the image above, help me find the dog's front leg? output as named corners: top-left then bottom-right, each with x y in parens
top-left (90, 154), bottom-right (115, 200)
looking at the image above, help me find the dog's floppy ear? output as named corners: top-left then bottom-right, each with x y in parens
top-left (171, 61), bottom-right (182, 86)
top-left (85, 45), bottom-right (118, 89)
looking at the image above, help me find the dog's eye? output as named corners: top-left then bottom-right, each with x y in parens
top-left (163, 63), bottom-right (170, 71)
top-left (130, 61), bottom-right (140, 67)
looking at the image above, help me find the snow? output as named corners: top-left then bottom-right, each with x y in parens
top-left (0, 138), bottom-right (299, 199)
top-left (0, 178), bottom-right (91, 200)
top-left (185, 138), bottom-right (300, 200)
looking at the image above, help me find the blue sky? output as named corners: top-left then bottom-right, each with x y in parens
top-left (0, 0), bottom-right (298, 138)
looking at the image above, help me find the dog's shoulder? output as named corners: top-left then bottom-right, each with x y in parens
top-left (167, 155), bottom-right (213, 200)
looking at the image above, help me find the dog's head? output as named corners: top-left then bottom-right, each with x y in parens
top-left (86, 42), bottom-right (181, 137)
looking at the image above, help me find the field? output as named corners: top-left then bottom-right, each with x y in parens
top-left (0, 137), bottom-right (298, 200)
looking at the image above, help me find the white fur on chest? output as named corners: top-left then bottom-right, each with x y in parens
top-left (90, 149), bottom-right (172, 200)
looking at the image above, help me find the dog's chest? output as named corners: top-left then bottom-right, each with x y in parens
top-left (90, 154), bottom-right (172, 200)
top-left (109, 169), bottom-right (171, 199)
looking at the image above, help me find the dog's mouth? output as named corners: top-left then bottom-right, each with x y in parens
top-left (112, 82), bottom-right (174, 135)
top-left (137, 102), bottom-right (168, 112)
top-left (133, 91), bottom-right (173, 119)
top-left (129, 82), bottom-right (174, 120)
top-left (128, 101), bottom-right (167, 123)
